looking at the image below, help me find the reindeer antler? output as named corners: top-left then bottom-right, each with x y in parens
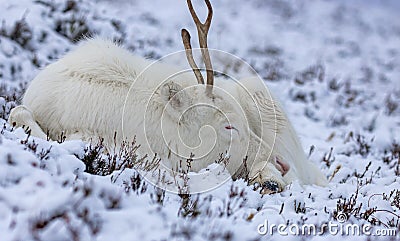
top-left (181, 0), bottom-right (214, 95)
top-left (181, 29), bottom-right (204, 85)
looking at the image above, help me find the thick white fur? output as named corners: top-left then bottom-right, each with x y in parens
top-left (9, 38), bottom-right (327, 190)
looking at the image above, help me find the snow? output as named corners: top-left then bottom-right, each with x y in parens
top-left (0, 0), bottom-right (399, 240)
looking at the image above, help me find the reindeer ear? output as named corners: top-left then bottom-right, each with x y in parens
top-left (160, 82), bottom-right (189, 110)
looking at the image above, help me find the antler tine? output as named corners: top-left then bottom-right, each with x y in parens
top-left (187, 0), bottom-right (213, 32)
top-left (204, 0), bottom-right (213, 31)
top-left (181, 29), bottom-right (204, 84)
top-left (186, 0), bottom-right (214, 95)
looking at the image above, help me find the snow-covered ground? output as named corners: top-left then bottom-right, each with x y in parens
top-left (0, 0), bottom-right (399, 240)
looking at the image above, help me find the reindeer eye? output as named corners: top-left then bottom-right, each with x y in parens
top-left (225, 125), bottom-right (235, 130)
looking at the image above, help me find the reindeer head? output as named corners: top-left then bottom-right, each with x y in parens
top-left (152, 80), bottom-right (250, 172)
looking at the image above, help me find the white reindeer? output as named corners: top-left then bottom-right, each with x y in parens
top-left (8, 0), bottom-right (327, 193)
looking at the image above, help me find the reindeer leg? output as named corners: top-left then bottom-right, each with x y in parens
top-left (8, 105), bottom-right (48, 140)
top-left (249, 161), bottom-right (288, 194)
